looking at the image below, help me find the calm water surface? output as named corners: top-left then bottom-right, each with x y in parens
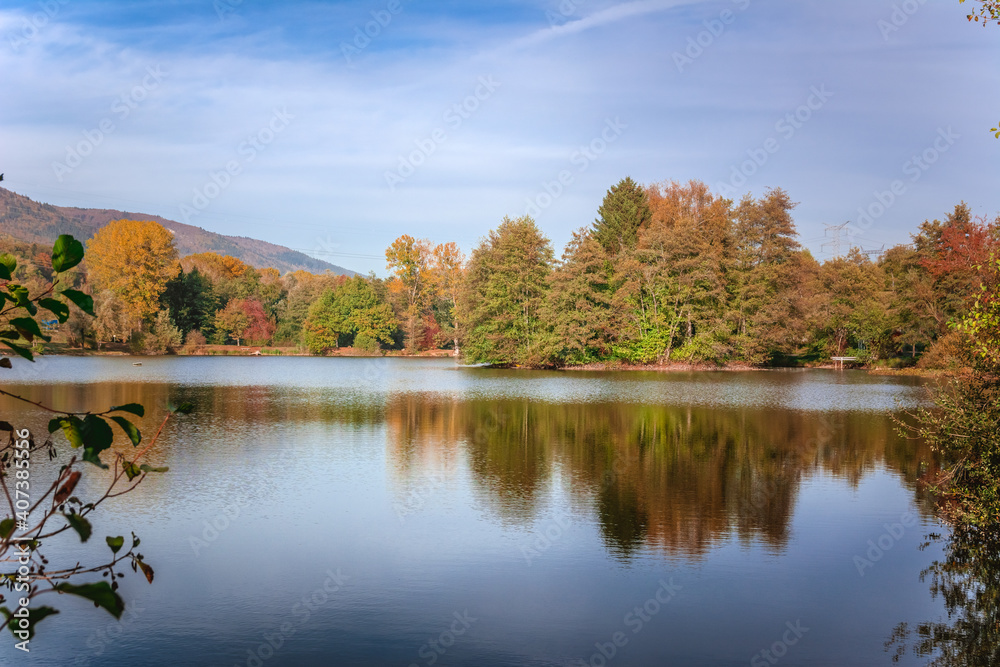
top-left (1, 357), bottom-right (948, 666)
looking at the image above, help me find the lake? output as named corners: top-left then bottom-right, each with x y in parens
top-left (1, 357), bottom-right (949, 666)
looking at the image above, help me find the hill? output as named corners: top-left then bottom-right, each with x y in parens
top-left (0, 187), bottom-right (355, 276)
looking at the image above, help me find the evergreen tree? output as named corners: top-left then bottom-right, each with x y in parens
top-left (542, 229), bottom-right (612, 364)
top-left (460, 216), bottom-right (554, 366)
top-left (592, 177), bottom-right (652, 256)
top-left (160, 268), bottom-right (217, 338)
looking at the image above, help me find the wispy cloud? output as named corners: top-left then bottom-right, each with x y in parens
top-left (1, 0), bottom-right (998, 274)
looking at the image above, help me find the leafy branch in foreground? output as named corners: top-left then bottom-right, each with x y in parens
top-left (960, 0), bottom-right (1000, 26)
top-left (898, 257), bottom-right (1000, 528)
top-left (0, 235), bottom-right (184, 642)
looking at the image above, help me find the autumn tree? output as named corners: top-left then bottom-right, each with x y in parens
top-left (86, 220), bottom-right (180, 327)
top-left (728, 188), bottom-right (804, 363)
top-left (386, 235), bottom-right (433, 351)
top-left (214, 299), bottom-right (250, 346)
top-left (611, 180), bottom-right (732, 364)
top-left (94, 290), bottom-right (138, 346)
top-left (460, 215), bottom-right (554, 366)
top-left (592, 177), bottom-right (652, 256)
top-left (240, 298), bottom-right (277, 345)
top-left (429, 242), bottom-right (466, 353)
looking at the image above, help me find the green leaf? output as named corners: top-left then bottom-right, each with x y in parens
top-left (1, 606), bottom-right (59, 640)
top-left (0, 357), bottom-right (11, 369)
top-left (8, 285), bottom-right (35, 315)
top-left (60, 289), bottom-right (94, 316)
top-left (48, 417), bottom-right (63, 434)
top-left (54, 582), bottom-right (124, 620)
top-left (109, 403), bottom-right (145, 417)
top-left (80, 415), bottom-right (113, 468)
top-left (170, 402), bottom-right (194, 415)
top-left (106, 535), bottom-right (124, 554)
top-left (51, 235), bottom-right (84, 273)
top-left (139, 464), bottom-right (168, 474)
top-left (0, 518), bottom-right (15, 540)
top-left (0, 254), bottom-right (15, 281)
top-left (3, 341), bottom-right (33, 362)
top-left (38, 298), bottom-right (70, 324)
top-left (57, 416), bottom-right (85, 448)
top-left (122, 460), bottom-right (141, 481)
top-left (10, 317), bottom-right (46, 342)
top-left (109, 416), bottom-right (141, 446)
top-left (64, 513), bottom-right (92, 542)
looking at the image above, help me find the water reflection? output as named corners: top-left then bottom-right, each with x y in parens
top-left (0, 360), bottom-right (953, 666)
top-left (886, 526), bottom-right (1000, 665)
top-left (2, 376), bottom-right (939, 565)
top-left (383, 395), bottom-right (939, 560)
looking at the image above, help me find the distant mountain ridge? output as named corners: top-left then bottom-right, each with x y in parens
top-left (0, 187), bottom-right (355, 276)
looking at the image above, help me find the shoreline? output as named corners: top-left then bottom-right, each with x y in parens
top-left (13, 349), bottom-right (954, 376)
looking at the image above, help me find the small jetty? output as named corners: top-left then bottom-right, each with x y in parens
top-left (831, 356), bottom-right (857, 369)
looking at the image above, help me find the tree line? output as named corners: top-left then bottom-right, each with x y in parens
top-left (1, 178), bottom-right (995, 368)
top-left (460, 178), bottom-right (997, 368)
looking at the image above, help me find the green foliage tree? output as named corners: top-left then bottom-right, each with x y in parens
top-left (145, 309), bottom-right (183, 354)
top-left (302, 276), bottom-right (395, 354)
top-left (214, 300), bottom-right (250, 346)
top-left (460, 215), bottom-right (554, 366)
top-left (160, 268), bottom-right (217, 339)
top-left (542, 229), bottom-right (612, 365)
top-left (810, 248), bottom-right (890, 357)
top-left (592, 177), bottom-right (652, 256)
top-left (273, 272), bottom-right (344, 346)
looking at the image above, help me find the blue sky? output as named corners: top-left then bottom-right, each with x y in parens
top-left (1, 0), bottom-right (998, 274)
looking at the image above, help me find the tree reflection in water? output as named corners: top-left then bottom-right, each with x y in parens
top-left (886, 525), bottom-right (1000, 665)
top-left (384, 394), bottom-right (937, 560)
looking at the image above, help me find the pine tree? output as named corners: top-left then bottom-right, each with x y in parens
top-left (592, 177), bottom-right (652, 256)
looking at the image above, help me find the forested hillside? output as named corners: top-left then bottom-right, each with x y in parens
top-left (0, 187), bottom-right (354, 276)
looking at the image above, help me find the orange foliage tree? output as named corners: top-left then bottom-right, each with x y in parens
top-left (86, 220), bottom-right (179, 326)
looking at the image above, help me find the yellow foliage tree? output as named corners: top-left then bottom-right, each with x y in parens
top-left (386, 234), bottom-right (433, 350)
top-left (180, 252), bottom-right (249, 281)
top-left (430, 242), bottom-right (465, 353)
top-left (86, 219), bottom-right (180, 325)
